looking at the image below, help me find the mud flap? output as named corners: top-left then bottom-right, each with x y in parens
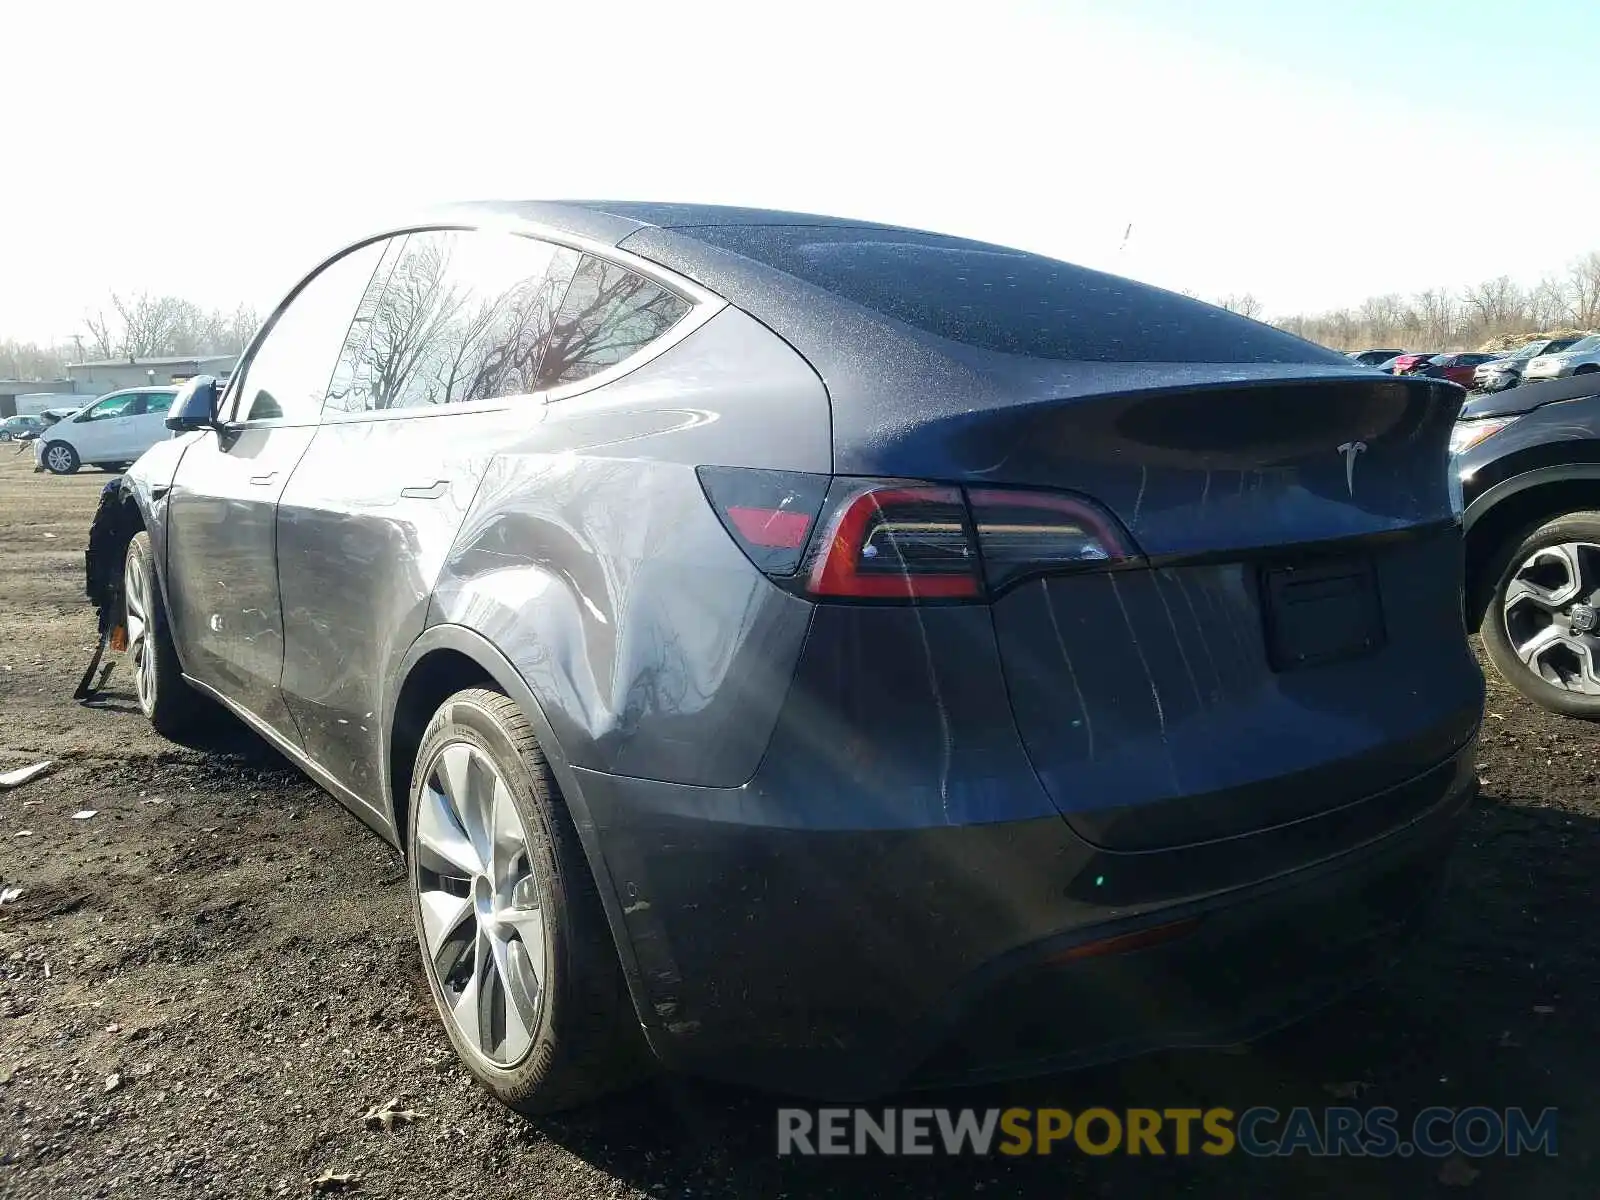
top-left (75, 475), bottom-right (131, 704)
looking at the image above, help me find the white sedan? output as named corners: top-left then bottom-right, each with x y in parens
top-left (35, 387), bottom-right (180, 474)
top-left (1524, 333), bottom-right (1600, 382)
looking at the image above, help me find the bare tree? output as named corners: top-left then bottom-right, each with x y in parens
top-left (1460, 275), bottom-right (1527, 337)
top-left (1271, 248), bottom-right (1600, 351)
top-left (1214, 293), bottom-right (1264, 320)
top-left (1412, 289), bottom-right (1458, 346)
top-left (0, 338), bottom-right (68, 379)
top-left (1527, 275), bottom-right (1571, 330)
top-left (83, 310), bottom-right (118, 360)
top-left (1566, 252), bottom-right (1600, 328)
top-left (76, 293), bottom-right (260, 361)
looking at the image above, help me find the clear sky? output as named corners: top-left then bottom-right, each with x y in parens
top-left (5, 0), bottom-right (1597, 344)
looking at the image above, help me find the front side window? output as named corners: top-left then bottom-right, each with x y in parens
top-left (536, 255), bottom-right (691, 390)
top-left (80, 393), bottom-right (140, 421)
top-left (229, 240), bottom-right (388, 424)
top-left (326, 231), bottom-right (579, 413)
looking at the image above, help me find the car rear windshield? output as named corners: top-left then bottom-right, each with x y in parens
top-left (1565, 335), bottom-right (1600, 353)
top-left (683, 224), bottom-right (1337, 364)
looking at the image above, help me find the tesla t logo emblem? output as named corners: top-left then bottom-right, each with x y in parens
top-left (1338, 441), bottom-right (1367, 496)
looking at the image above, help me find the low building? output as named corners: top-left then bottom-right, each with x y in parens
top-left (0, 379), bottom-right (79, 419)
top-left (66, 355), bottom-right (237, 395)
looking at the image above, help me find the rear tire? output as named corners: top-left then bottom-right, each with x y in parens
top-left (123, 532), bottom-right (202, 736)
top-left (42, 441), bottom-right (79, 475)
top-left (1480, 511), bottom-right (1600, 719)
top-left (407, 688), bottom-right (645, 1114)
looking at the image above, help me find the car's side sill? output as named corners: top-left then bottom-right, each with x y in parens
top-left (181, 673), bottom-right (399, 847)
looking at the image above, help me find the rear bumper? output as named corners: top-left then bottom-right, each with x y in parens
top-left (576, 738), bottom-right (1476, 1099)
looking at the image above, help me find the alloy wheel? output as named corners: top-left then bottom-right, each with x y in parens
top-left (413, 741), bottom-right (546, 1069)
top-left (1502, 541), bottom-right (1600, 694)
top-left (123, 549), bottom-right (157, 715)
top-left (45, 444), bottom-right (73, 473)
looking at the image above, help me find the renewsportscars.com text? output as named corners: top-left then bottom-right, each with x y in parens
top-left (776, 1106), bottom-right (1558, 1158)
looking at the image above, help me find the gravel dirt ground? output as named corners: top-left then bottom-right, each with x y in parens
top-left (0, 448), bottom-right (1595, 1198)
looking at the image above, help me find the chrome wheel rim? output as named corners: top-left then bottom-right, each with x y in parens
top-left (1503, 541), bottom-right (1600, 694)
top-left (45, 444), bottom-right (72, 472)
top-left (413, 742), bottom-right (546, 1068)
top-left (124, 549), bottom-right (157, 715)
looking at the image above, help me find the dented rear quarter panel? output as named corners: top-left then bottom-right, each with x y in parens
top-left (428, 305), bottom-right (832, 788)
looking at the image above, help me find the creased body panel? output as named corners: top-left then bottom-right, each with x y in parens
top-left (165, 426), bottom-right (319, 738)
top-left (430, 305), bottom-right (831, 788)
top-left (276, 409), bottom-right (513, 808)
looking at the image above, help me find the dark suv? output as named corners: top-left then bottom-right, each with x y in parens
top-left (94, 202), bottom-right (1482, 1113)
top-left (1456, 373), bottom-right (1600, 715)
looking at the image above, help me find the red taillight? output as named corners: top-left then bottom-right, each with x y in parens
top-left (807, 484), bottom-right (981, 599)
top-left (700, 467), bottom-right (1138, 602)
top-left (696, 466), bottom-right (831, 576)
top-left (798, 479), bottom-right (1135, 602)
top-left (726, 505), bottom-right (812, 550)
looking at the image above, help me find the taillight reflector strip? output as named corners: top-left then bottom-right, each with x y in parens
top-left (808, 485), bottom-right (981, 599)
top-left (967, 487), bottom-right (1129, 592)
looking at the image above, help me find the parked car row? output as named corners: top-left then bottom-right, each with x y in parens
top-left (1472, 337), bottom-right (1586, 392)
top-left (1346, 337), bottom-right (1600, 394)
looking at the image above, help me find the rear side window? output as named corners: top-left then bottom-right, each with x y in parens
top-left (682, 225), bottom-right (1337, 364)
top-left (535, 255), bottom-right (691, 390)
top-left (325, 231), bottom-right (579, 413)
top-left (145, 391), bottom-right (177, 414)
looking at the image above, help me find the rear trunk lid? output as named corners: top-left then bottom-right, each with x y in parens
top-left (884, 368), bottom-right (1482, 851)
top-left (975, 375), bottom-right (1481, 853)
top-left (620, 222), bottom-right (1484, 851)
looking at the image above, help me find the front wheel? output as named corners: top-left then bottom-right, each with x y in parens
top-left (407, 688), bottom-right (644, 1114)
top-left (124, 532), bottom-right (201, 735)
top-left (0, 431), bottom-right (11, 442)
top-left (42, 441), bottom-right (79, 475)
top-left (1481, 512), bottom-right (1600, 718)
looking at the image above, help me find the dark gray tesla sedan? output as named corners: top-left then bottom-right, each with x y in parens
top-left (100, 201), bottom-right (1483, 1113)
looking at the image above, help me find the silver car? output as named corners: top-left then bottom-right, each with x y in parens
top-left (1524, 333), bottom-right (1600, 381)
top-left (1472, 339), bottom-right (1582, 392)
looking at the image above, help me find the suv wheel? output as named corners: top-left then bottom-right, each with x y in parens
top-left (407, 688), bottom-right (643, 1113)
top-left (43, 441), bottom-right (79, 474)
top-left (1481, 512), bottom-right (1600, 717)
top-left (124, 532), bottom-right (201, 735)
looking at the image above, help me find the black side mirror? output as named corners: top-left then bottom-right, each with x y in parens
top-left (166, 375), bottom-right (220, 432)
